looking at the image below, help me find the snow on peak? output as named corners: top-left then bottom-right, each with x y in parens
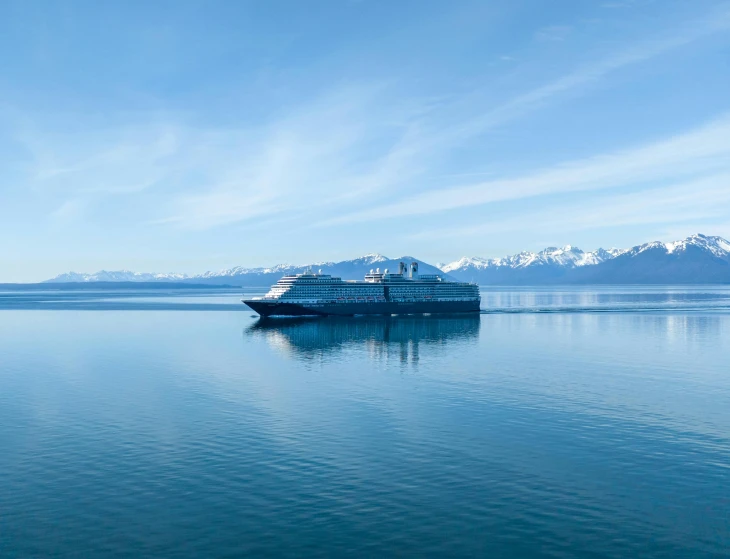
top-left (440, 256), bottom-right (491, 273)
top-left (440, 244), bottom-right (624, 272)
top-left (672, 233), bottom-right (730, 257)
top-left (439, 233), bottom-right (730, 274)
top-left (632, 233), bottom-right (730, 258)
top-left (45, 235), bottom-right (730, 283)
top-left (356, 253), bottom-right (389, 264)
top-left (47, 270), bottom-right (190, 283)
top-left (193, 254), bottom-right (388, 278)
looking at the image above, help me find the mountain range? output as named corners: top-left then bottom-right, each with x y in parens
top-left (441, 234), bottom-right (730, 284)
top-left (45, 234), bottom-right (730, 285)
top-left (46, 255), bottom-right (450, 287)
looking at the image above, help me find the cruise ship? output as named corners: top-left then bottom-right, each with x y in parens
top-left (242, 261), bottom-right (481, 317)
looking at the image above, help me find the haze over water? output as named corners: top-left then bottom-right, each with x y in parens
top-left (1, 287), bottom-right (729, 557)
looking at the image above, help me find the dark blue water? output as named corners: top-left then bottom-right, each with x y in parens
top-left (1, 288), bottom-right (729, 558)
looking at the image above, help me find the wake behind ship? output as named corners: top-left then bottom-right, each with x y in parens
top-left (242, 261), bottom-right (481, 317)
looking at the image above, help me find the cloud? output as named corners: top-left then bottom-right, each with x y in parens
top-left (10, 82), bottom-right (431, 230)
top-left (51, 198), bottom-right (86, 221)
top-left (534, 25), bottom-right (572, 42)
top-left (337, 3), bottom-right (730, 192)
top-left (601, 0), bottom-right (639, 8)
top-left (321, 113), bottom-right (730, 226)
top-left (437, 5), bottom-right (730, 146)
top-left (10, 3), bottom-right (730, 233)
top-left (406, 173), bottom-right (730, 241)
top-left (153, 84), bottom-right (437, 230)
top-left (20, 123), bottom-right (181, 194)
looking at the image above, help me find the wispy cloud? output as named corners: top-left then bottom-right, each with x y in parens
top-left (534, 25), bottom-right (572, 42)
top-left (10, 3), bottom-right (730, 232)
top-left (314, 3), bottom-right (730, 206)
top-left (407, 173), bottom-right (730, 241)
top-left (51, 198), bottom-right (86, 222)
top-left (157, 85), bottom-right (435, 230)
top-left (436, 5), bottom-right (730, 146)
top-left (21, 123), bottom-right (181, 194)
top-left (11, 83), bottom-right (428, 228)
top-left (321, 113), bottom-right (730, 226)
top-left (601, 0), bottom-right (642, 9)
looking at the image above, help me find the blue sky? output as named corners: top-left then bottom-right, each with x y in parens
top-left (1, 0), bottom-right (729, 281)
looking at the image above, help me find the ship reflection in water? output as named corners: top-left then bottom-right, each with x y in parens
top-left (245, 314), bottom-right (481, 364)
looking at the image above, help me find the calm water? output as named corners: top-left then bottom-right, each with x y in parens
top-left (1, 287), bottom-right (729, 558)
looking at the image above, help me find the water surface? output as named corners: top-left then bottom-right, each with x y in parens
top-left (1, 287), bottom-right (728, 557)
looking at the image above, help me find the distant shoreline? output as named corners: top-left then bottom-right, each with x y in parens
top-left (2, 282), bottom-right (730, 290)
top-left (0, 282), bottom-right (240, 291)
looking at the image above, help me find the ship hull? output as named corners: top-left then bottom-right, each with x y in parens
top-left (243, 300), bottom-right (480, 317)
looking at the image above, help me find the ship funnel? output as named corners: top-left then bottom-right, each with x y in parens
top-left (384, 268), bottom-right (389, 274)
top-left (410, 261), bottom-right (419, 279)
top-left (399, 261), bottom-right (406, 275)
top-left (376, 267), bottom-right (380, 274)
top-left (318, 269), bottom-right (322, 275)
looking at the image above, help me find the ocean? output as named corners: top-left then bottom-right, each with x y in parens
top-left (1, 287), bottom-right (729, 558)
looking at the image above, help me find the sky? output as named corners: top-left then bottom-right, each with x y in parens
top-left (1, 0), bottom-right (729, 281)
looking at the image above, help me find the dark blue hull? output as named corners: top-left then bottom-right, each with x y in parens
top-left (243, 299), bottom-right (480, 317)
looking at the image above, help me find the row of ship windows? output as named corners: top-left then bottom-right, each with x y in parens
top-left (277, 295), bottom-right (478, 299)
top-left (277, 280), bottom-right (459, 286)
top-left (275, 293), bottom-right (477, 298)
top-left (272, 297), bottom-right (479, 302)
top-left (270, 293), bottom-right (478, 298)
top-left (269, 284), bottom-right (477, 290)
top-left (278, 286), bottom-right (476, 291)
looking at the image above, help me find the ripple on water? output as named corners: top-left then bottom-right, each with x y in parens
top-left (0, 290), bottom-right (729, 557)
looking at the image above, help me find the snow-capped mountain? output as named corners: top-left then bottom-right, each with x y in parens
top-left (43, 235), bottom-right (730, 286)
top-left (440, 245), bottom-right (626, 274)
top-left (441, 234), bottom-right (730, 284)
top-left (48, 270), bottom-right (190, 283)
top-left (575, 234), bottom-right (730, 284)
top-left (626, 234), bottom-right (730, 260)
top-left (45, 254), bottom-right (443, 286)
